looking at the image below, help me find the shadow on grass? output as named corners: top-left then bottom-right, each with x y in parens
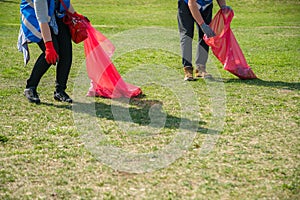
top-left (39, 96), bottom-right (217, 134)
top-left (70, 96), bottom-right (214, 134)
top-left (223, 78), bottom-right (300, 90)
top-left (40, 102), bottom-right (72, 109)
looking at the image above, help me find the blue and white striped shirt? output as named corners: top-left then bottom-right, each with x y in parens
top-left (17, 0), bottom-right (70, 65)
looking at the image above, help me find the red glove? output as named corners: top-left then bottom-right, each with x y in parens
top-left (73, 12), bottom-right (89, 21)
top-left (45, 41), bottom-right (58, 64)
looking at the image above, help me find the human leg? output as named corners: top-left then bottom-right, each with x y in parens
top-left (53, 17), bottom-right (73, 103)
top-left (195, 4), bottom-right (213, 78)
top-left (25, 41), bottom-right (52, 89)
top-left (55, 17), bottom-right (72, 92)
top-left (24, 36), bottom-right (59, 103)
top-left (177, 0), bottom-right (195, 81)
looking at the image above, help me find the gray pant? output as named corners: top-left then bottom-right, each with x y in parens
top-left (177, 0), bottom-right (213, 67)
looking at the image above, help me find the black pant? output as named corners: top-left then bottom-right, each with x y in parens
top-left (177, 0), bottom-right (213, 67)
top-left (26, 17), bottom-right (72, 92)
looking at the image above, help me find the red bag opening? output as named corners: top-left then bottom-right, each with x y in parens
top-left (204, 9), bottom-right (257, 79)
top-left (84, 22), bottom-right (142, 98)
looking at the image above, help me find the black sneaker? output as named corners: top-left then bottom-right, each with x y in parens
top-left (24, 88), bottom-right (40, 104)
top-left (54, 90), bottom-right (73, 103)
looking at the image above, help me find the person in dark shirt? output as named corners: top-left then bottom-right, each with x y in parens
top-left (177, 0), bottom-right (231, 80)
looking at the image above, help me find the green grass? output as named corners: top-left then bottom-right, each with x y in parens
top-left (0, 0), bottom-right (299, 199)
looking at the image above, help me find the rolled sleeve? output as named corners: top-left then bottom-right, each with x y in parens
top-left (34, 0), bottom-right (49, 23)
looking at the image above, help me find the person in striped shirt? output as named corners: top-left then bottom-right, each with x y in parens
top-left (18, 0), bottom-right (85, 104)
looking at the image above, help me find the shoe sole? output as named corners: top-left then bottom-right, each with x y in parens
top-left (24, 94), bottom-right (40, 104)
top-left (184, 77), bottom-right (194, 81)
top-left (54, 96), bottom-right (73, 103)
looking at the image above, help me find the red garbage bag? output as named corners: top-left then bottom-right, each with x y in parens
top-left (83, 22), bottom-right (142, 98)
top-left (204, 9), bottom-right (257, 79)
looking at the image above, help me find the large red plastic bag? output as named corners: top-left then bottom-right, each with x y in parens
top-left (83, 22), bottom-right (142, 98)
top-left (204, 9), bottom-right (257, 79)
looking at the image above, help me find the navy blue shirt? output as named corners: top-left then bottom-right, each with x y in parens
top-left (183, 0), bottom-right (213, 7)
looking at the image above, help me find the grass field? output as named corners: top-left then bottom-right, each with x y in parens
top-left (0, 0), bottom-right (299, 199)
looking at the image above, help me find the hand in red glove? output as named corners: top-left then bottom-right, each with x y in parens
top-left (45, 41), bottom-right (59, 65)
top-left (73, 12), bottom-right (89, 22)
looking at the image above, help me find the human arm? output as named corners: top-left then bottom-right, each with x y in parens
top-left (66, 3), bottom-right (88, 21)
top-left (68, 3), bottom-right (75, 14)
top-left (217, 0), bottom-right (232, 12)
top-left (34, 0), bottom-right (58, 64)
top-left (217, 0), bottom-right (226, 8)
top-left (188, 0), bottom-right (215, 37)
top-left (40, 22), bottom-right (59, 64)
top-left (188, 0), bottom-right (205, 26)
top-left (34, 0), bottom-right (52, 42)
